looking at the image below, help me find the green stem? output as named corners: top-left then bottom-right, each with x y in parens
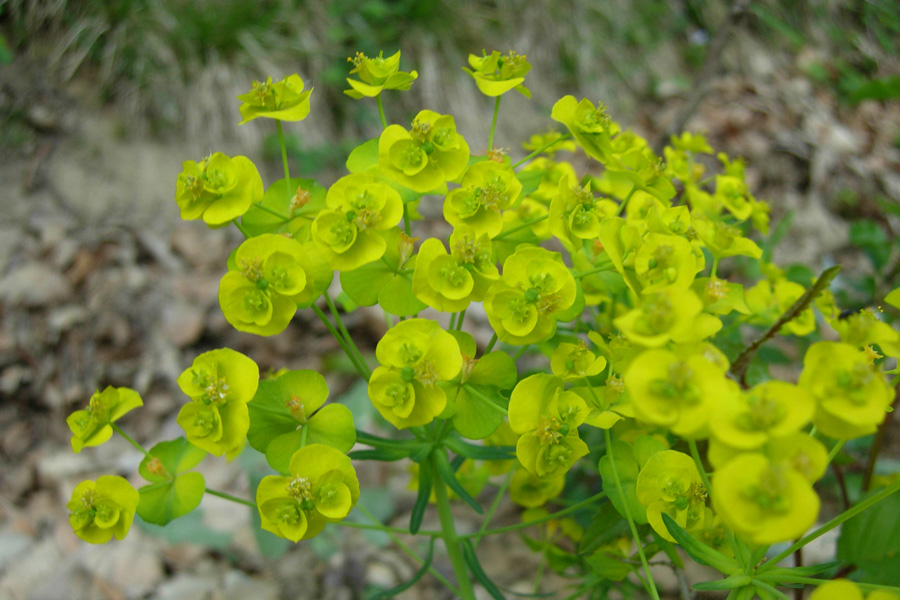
top-left (759, 476), bottom-right (900, 572)
top-left (276, 119), bottom-right (291, 183)
top-left (494, 214), bottom-right (549, 240)
top-left (752, 580), bottom-right (791, 600)
top-left (232, 218), bottom-right (251, 238)
top-left (463, 384), bottom-right (508, 415)
top-left (300, 423), bottom-right (309, 448)
top-left (512, 345), bottom-right (529, 362)
top-left (449, 312), bottom-right (458, 329)
top-left (253, 202), bottom-right (291, 222)
top-left (206, 488), bottom-right (256, 509)
top-left (311, 304), bottom-right (369, 380)
top-left (484, 333), bottom-right (498, 354)
top-left (325, 292), bottom-right (372, 379)
top-left (614, 187), bottom-right (637, 217)
top-left (688, 440), bottom-right (745, 566)
top-left (711, 257), bottom-right (720, 279)
top-left (533, 552), bottom-right (547, 594)
top-left (487, 95), bottom-right (501, 151)
top-left (432, 452), bottom-right (477, 600)
top-left (111, 424), bottom-right (150, 458)
top-left (402, 203), bottom-right (411, 236)
top-left (605, 429), bottom-right (661, 600)
top-left (473, 469), bottom-right (514, 549)
top-left (827, 440), bottom-right (845, 464)
top-left (376, 94), bottom-right (388, 129)
top-left (456, 308), bottom-right (466, 331)
top-left (574, 263), bottom-right (614, 280)
top-left (512, 133), bottom-right (573, 169)
top-left (461, 491), bottom-right (606, 539)
top-left (354, 504), bottom-right (460, 597)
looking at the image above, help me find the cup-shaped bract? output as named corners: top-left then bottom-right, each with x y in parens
top-left (463, 50), bottom-right (531, 98)
top-left (176, 348), bottom-right (259, 460)
top-left (67, 475), bottom-right (140, 544)
top-left (176, 153), bottom-right (263, 227)
top-left (509, 374), bottom-right (590, 479)
top-left (484, 246), bottom-right (577, 345)
top-left (368, 319), bottom-right (462, 429)
top-left (378, 110), bottom-right (470, 193)
top-left (624, 348), bottom-right (733, 438)
top-left (799, 341), bottom-right (893, 439)
top-left (345, 50), bottom-right (418, 98)
top-left (256, 444), bottom-right (360, 542)
top-left (67, 386), bottom-right (143, 453)
top-left (312, 173), bottom-right (404, 271)
top-left (636, 450), bottom-right (707, 542)
top-left (548, 176), bottom-right (616, 250)
top-left (551, 96), bottom-right (618, 164)
top-left (709, 381), bottom-right (814, 452)
top-left (412, 227), bottom-right (498, 312)
top-left (238, 74), bottom-right (312, 124)
top-left (713, 453), bottom-right (819, 546)
top-left (220, 233), bottom-right (329, 336)
top-left (443, 161), bottom-right (523, 238)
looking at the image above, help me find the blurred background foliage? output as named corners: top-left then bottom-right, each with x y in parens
top-left (2, 0), bottom-right (896, 143)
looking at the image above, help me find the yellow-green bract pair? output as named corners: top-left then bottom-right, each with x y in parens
top-left (176, 348), bottom-right (259, 460)
top-left (367, 319), bottom-right (461, 429)
top-left (256, 444), bottom-right (359, 542)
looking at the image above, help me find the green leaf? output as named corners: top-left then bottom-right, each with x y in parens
top-left (692, 575), bottom-right (752, 591)
top-left (242, 177), bottom-right (326, 237)
top-left (346, 137), bottom-right (379, 173)
top-left (410, 457), bottom-right (433, 535)
top-left (837, 487), bottom-right (900, 584)
top-left (448, 330), bottom-right (477, 358)
top-left (450, 384), bottom-right (504, 439)
top-left (578, 501), bottom-right (629, 555)
top-left (264, 405), bottom-right (356, 474)
top-left (348, 447), bottom-right (410, 461)
top-left (0, 35), bottom-right (12, 65)
top-left (469, 351), bottom-right (518, 389)
top-left (137, 472), bottom-right (206, 526)
top-left (661, 513), bottom-right (739, 574)
top-left (433, 450), bottom-right (483, 514)
top-left (848, 76), bottom-right (900, 104)
top-left (634, 435), bottom-right (668, 469)
top-left (444, 437), bottom-right (515, 461)
top-left (462, 539), bottom-right (506, 599)
top-left (139, 437), bottom-right (207, 482)
top-left (449, 351), bottom-right (517, 439)
top-left (598, 441), bottom-right (647, 524)
top-left (516, 169), bottom-right (545, 197)
top-left (378, 268), bottom-right (426, 316)
top-left (369, 538), bottom-right (435, 600)
top-left (849, 220), bottom-right (891, 271)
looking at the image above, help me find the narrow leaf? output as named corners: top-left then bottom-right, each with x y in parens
top-left (433, 450), bottom-right (483, 514)
top-left (444, 437), bottom-right (516, 461)
top-left (410, 458), bottom-right (433, 535)
top-left (661, 513), bottom-right (738, 574)
top-left (462, 539), bottom-right (506, 600)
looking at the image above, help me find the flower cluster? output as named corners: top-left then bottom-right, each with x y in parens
top-left (67, 47), bottom-right (900, 600)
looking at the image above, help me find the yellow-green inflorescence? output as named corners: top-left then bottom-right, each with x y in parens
top-left (256, 444), bottom-right (360, 542)
top-left (67, 476), bottom-right (140, 544)
top-left (67, 386), bottom-right (143, 452)
top-left (368, 318), bottom-right (462, 428)
top-left (176, 348), bottom-right (259, 460)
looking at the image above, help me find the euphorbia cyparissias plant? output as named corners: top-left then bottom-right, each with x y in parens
top-left (64, 47), bottom-right (900, 600)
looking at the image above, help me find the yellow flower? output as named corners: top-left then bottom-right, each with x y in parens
top-left (713, 453), bottom-right (819, 546)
